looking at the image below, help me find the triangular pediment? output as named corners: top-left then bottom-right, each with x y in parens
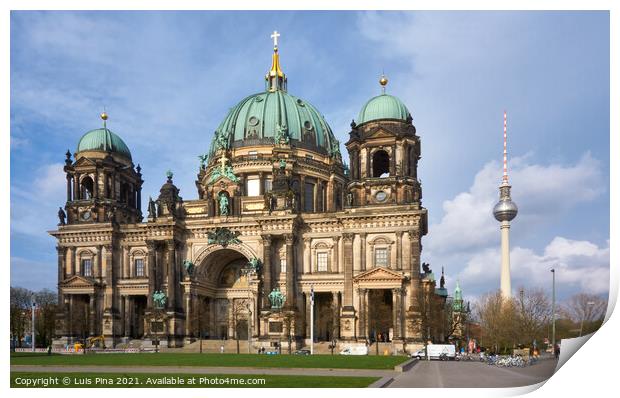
top-left (354, 267), bottom-right (405, 282)
top-left (363, 125), bottom-right (400, 140)
top-left (72, 157), bottom-right (97, 167)
top-left (61, 275), bottom-right (96, 287)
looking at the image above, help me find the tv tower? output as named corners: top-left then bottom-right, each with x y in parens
top-left (493, 111), bottom-right (518, 299)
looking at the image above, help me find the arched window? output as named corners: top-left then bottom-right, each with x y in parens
top-left (80, 176), bottom-right (94, 199)
top-left (372, 150), bottom-right (390, 178)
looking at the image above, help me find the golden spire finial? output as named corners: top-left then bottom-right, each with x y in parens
top-left (266, 30), bottom-right (287, 92)
top-left (100, 108), bottom-right (108, 128)
top-left (379, 73), bottom-right (388, 94)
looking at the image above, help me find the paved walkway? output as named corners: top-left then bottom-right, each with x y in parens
top-left (388, 359), bottom-right (558, 388)
top-left (11, 365), bottom-right (395, 378)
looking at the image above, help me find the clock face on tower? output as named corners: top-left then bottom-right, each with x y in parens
top-left (375, 191), bottom-right (388, 203)
top-left (81, 211), bottom-right (91, 221)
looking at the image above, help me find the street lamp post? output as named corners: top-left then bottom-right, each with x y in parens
top-left (31, 295), bottom-right (36, 352)
top-left (551, 268), bottom-right (556, 350)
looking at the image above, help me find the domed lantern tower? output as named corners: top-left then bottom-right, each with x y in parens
top-left (493, 111), bottom-right (518, 299)
top-left (63, 112), bottom-right (143, 225)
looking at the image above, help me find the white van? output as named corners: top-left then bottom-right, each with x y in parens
top-left (411, 344), bottom-right (456, 360)
top-left (339, 345), bottom-right (369, 355)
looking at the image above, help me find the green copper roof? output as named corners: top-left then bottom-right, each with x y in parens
top-left (77, 127), bottom-right (132, 160)
top-left (209, 90), bottom-right (339, 156)
top-left (357, 93), bottom-right (411, 125)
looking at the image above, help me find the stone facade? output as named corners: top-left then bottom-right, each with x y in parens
top-left (50, 41), bottom-right (448, 350)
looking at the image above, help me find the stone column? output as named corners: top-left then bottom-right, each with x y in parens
top-left (68, 295), bottom-right (74, 339)
top-left (396, 231), bottom-right (403, 270)
top-left (303, 238), bottom-right (311, 274)
top-left (304, 292), bottom-right (311, 338)
top-left (124, 296), bottom-right (131, 337)
top-left (166, 240), bottom-right (177, 311)
top-left (364, 289), bottom-right (370, 339)
top-left (358, 288), bottom-right (366, 338)
top-left (299, 176), bottom-right (306, 211)
top-left (390, 144), bottom-right (396, 175)
top-left (359, 233), bottom-right (367, 271)
top-left (73, 174), bottom-right (79, 200)
top-left (89, 293), bottom-right (96, 336)
top-left (409, 230), bottom-right (421, 311)
top-left (94, 169), bottom-right (100, 198)
top-left (332, 291), bottom-right (340, 339)
top-left (122, 246), bottom-right (130, 279)
top-left (331, 237), bottom-right (340, 273)
top-left (261, 235), bottom-right (272, 309)
top-left (284, 234), bottom-right (295, 307)
top-left (342, 233), bottom-right (354, 308)
top-left (184, 292), bottom-right (192, 337)
top-left (137, 184), bottom-right (142, 214)
top-left (391, 289), bottom-right (399, 340)
top-left (146, 241), bottom-right (156, 308)
top-left (66, 175), bottom-right (72, 202)
top-left (56, 246), bottom-right (65, 304)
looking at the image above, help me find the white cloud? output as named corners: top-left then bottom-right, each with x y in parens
top-left (11, 163), bottom-right (65, 237)
top-left (457, 237), bottom-right (610, 296)
top-left (427, 152), bottom-right (604, 254)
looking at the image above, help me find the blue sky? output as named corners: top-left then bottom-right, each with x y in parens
top-left (10, 11), bottom-right (610, 302)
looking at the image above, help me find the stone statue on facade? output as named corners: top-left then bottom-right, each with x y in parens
top-left (422, 262), bottom-right (431, 274)
top-left (346, 192), bottom-right (354, 207)
top-left (274, 123), bottom-right (289, 145)
top-left (57, 207), bottom-right (66, 226)
top-left (268, 287), bottom-right (285, 310)
top-left (147, 197), bottom-right (156, 219)
top-left (152, 290), bottom-right (167, 309)
top-left (219, 193), bottom-right (229, 216)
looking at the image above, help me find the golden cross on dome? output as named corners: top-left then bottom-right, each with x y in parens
top-left (271, 30), bottom-right (280, 48)
top-left (220, 153), bottom-right (229, 172)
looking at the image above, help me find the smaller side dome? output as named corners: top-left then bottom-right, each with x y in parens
top-left (357, 94), bottom-right (411, 125)
top-left (77, 127), bottom-right (132, 160)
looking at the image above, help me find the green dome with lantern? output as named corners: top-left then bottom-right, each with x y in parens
top-left (208, 40), bottom-right (340, 159)
top-left (357, 75), bottom-right (411, 125)
top-left (76, 112), bottom-right (132, 160)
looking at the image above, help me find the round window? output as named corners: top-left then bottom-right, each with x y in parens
top-left (248, 116), bottom-right (259, 126)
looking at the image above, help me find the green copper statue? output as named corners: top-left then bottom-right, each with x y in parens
top-left (268, 287), bottom-right (285, 309)
top-left (219, 193), bottom-right (229, 216)
top-left (182, 260), bottom-right (195, 276)
top-left (248, 257), bottom-right (261, 273)
top-left (198, 154), bottom-right (209, 169)
top-left (153, 290), bottom-right (167, 309)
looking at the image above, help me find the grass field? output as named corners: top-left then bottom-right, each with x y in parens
top-left (11, 352), bottom-right (406, 370)
top-left (11, 372), bottom-right (378, 388)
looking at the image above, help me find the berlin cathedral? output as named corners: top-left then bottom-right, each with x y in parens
top-left (50, 33), bottom-right (458, 352)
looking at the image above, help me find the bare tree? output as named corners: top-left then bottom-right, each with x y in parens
top-left (565, 293), bottom-right (607, 335)
top-left (34, 290), bottom-right (58, 348)
top-left (475, 290), bottom-right (519, 354)
top-left (516, 287), bottom-right (551, 347)
top-left (10, 287), bottom-right (32, 348)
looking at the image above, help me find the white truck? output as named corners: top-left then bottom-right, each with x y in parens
top-left (412, 344), bottom-right (456, 360)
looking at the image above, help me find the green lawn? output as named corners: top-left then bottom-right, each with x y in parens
top-left (11, 372), bottom-right (378, 388)
top-left (11, 352), bottom-right (406, 370)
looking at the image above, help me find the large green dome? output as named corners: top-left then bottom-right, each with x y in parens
top-left (208, 90), bottom-right (339, 157)
top-left (77, 127), bottom-right (132, 160)
top-left (357, 93), bottom-right (411, 125)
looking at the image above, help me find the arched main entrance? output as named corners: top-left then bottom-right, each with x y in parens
top-left (193, 248), bottom-right (256, 340)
